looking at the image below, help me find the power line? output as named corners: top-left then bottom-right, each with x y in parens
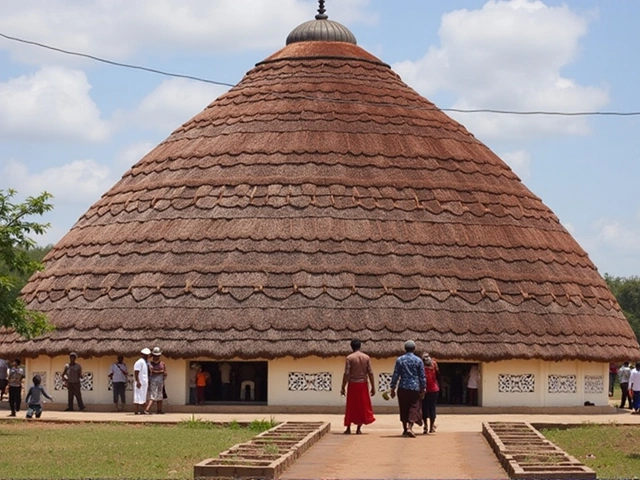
top-left (0, 32), bottom-right (235, 88)
top-left (2, 31), bottom-right (640, 117)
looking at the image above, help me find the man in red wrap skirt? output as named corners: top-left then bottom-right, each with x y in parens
top-left (340, 339), bottom-right (376, 434)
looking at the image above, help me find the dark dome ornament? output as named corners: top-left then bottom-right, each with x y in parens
top-left (286, 0), bottom-right (357, 45)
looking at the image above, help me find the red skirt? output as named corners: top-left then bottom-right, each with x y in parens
top-left (344, 382), bottom-right (375, 426)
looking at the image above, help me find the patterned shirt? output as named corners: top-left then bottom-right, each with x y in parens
top-left (618, 365), bottom-right (631, 384)
top-left (390, 352), bottom-right (426, 392)
top-left (8, 366), bottom-right (25, 387)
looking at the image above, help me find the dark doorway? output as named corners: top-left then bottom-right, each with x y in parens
top-left (436, 362), bottom-right (479, 405)
top-left (197, 361), bottom-right (267, 404)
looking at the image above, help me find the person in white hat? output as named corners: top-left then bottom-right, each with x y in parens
top-left (134, 348), bottom-right (151, 415)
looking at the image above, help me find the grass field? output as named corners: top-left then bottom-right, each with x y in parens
top-left (0, 418), bottom-right (272, 479)
top-left (541, 424), bottom-right (640, 479)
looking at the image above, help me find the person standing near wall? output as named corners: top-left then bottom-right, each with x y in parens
top-left (219, 362), bottom-right (232, 401)
top-left (189, 363), bottom-right (198, 405)
top-left (340, 339), bottom-right (376, 435)
top-left (618, 361), bottom-right (631, 409)
top-left (134, 348), bottom-right (150, 415)
top-left (7, 359), bottom-right (25, 417)
top-left (609, 362), bottom-right (619, 397)
top-left (62, 352), bottom-right (85, 411)
top-left (145, 347), bottom-right (167, 414)
top-left (466, 364), bottom-right (479, 406)
top-left (108, 355), bottom-right (128, 412)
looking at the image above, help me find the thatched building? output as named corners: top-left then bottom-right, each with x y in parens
top-left (2, 3), bottom-right (638, 409)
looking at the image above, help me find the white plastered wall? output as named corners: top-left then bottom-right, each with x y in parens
top-left (481, 359), bottom-right (609, 407)
top-left (267, 356), bottom-right (398, 407)
top-left (25, 355), bottom-right (609, 407)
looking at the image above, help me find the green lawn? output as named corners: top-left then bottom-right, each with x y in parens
top-left (541, 424), bottom-right (640, 479)
top-left (0, 419), bottom-right (270, 479)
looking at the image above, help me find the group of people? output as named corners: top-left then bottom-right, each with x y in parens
top-left (0, 347), bottom-right (168, 418)
top-left (341, 339), bottom-right (444, 438)
top-left (133, 347), bottom-right (168, 415)
top-left (614, 360), bottom-right (640, 413)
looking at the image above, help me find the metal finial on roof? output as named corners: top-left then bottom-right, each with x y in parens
top-left (316, 0), bottom-right (328, 20)
top-left (286, 0), bottom-right (357, 45)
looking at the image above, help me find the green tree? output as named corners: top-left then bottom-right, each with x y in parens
top-left (604, 273), bottom-right (640, 342)
top-left (0, 189), bottom-right (54, 338)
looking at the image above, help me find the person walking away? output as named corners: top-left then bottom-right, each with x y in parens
top-left (629, 361), bottom-right (640, 414)
top-left (389, 340), bottom-right (426, 437)
top-left (145, 347), bottom-right (167, 414)
top-left (62, 353), bottom-right (85, 411)
top-left (340, 339), bottom-right (376, 434)
top-left (134, 348), bottom-right (150, 415)
top-left (0, 358), bottom-right (8, 402)
top-left (609, 362), bottom-right (619, 397)
top-left (467, 364), bottom-right (480, 406)
top-left (7, 359), bottom-right (25, 417)
top-left (25, 375), bottom-right (53, 419)
top-left (108, 355), bottom-right (128, 412)
top-left (421, 353), bottom-right (439, 434)
top-left (618, 361), bottom-right (632, 409)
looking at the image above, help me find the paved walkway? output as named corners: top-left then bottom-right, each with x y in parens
top-left (3, 405), bottom-right (640, 479)
top-left (280, 430), bottom-right (508, 479)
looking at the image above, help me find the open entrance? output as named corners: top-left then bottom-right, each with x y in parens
top-left (435, 362), bottom-right (480, 406)
top-left (192, 361), bottom-right (267, 404)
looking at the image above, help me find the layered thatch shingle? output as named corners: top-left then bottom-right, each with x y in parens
top-left (2, 24), bottom-right (638, 361)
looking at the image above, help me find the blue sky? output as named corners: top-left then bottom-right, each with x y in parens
top-left (1, 0), bottom-right (639, 277)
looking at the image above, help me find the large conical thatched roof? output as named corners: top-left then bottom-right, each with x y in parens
top-left (2, 12), bottom-right (639, 361)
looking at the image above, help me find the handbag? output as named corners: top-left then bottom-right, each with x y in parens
top-left (162, 386), bottom-right (168, 399)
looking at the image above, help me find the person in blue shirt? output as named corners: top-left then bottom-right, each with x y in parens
top-left (25, 375), bottom-right (53, 419)
top-left (390, 340), bottom-right (426, 437)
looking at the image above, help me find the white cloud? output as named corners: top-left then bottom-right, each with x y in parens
top-left (571, 215), bottom-right (640, 276)
top-left (1, 159), bottom-right (114, 207)
top-left (0, 67), bottom-right (110, 142)
top-left (0, 0), bottom-right (374, 65)
top-left (500, 150), bottom-right (531, 180)
top-left (393, 0), bottom-right (608, 141)
top-left (594, 218), bottom-right (640, 253)
top-left (117, 78), bottom-right (229, 134)
top-left (115, 142), bottom-right (156, 170)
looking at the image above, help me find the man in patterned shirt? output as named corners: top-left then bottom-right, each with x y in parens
top-left (390, 340), bottom-right (426, 437)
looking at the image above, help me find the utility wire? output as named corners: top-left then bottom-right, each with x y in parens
top-left (3, 31), bottom-right (640, 117)
top-left (0, 32), bottom-right (236, 87)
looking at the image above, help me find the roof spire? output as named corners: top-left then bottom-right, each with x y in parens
top-left (316, 0), bottom-right (328, 20)
top-left (285, 0), bottom-right (357, 45)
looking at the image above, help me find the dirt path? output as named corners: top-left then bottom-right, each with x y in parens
top-left (281, 430), bottom-right (508, 479)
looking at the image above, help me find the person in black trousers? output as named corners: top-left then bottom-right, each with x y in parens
top-left (7, 359), bottom-right (25, 417)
